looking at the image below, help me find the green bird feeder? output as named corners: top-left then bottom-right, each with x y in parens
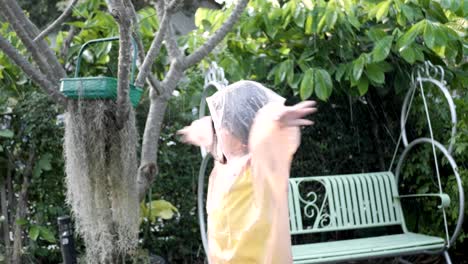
top-left (60, 37), bottom-right (143, 107)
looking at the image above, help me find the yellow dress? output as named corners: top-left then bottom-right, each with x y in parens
top-left (208, 167), bottom-right (273, 263)
top-left (207, 103), bottom-right (299, 264)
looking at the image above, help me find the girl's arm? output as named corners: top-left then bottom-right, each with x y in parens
top-left (248, 101), bottom-right (317, 206)
top-left (177, 116), bottom-right (225, 163)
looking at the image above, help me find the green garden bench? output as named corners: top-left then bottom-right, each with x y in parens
top-left (288, 172), bottom-right (449, 263)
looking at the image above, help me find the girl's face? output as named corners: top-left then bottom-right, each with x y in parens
top-left (218, 128), bottom-right (248, 161)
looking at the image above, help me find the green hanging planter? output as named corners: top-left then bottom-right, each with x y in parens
top-left (60, 37), bottom-right (143, 107)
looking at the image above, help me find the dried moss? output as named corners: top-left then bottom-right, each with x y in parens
top-left (64, 100), bottom-right (139, 263)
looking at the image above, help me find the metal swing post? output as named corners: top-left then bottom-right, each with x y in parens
top-left (197, 62), bottom-right (229, 262)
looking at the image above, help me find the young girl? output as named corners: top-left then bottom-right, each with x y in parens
top-left (178, 81), bottom-right (317, 263)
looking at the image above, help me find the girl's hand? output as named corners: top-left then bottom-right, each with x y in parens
top-left (275, 101), bottom-right (317, 127)
top-left (177, 116), bottom-right (214, 148)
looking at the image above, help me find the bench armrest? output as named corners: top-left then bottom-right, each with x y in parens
top-left (396, 193), bottom-right (451, 209)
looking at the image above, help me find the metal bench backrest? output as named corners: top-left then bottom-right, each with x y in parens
top-left (288, 172), bottom-right (404, 235)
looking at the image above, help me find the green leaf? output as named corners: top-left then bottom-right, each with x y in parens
top-left (326, 10), bottom-right (338, 29)
top-left (65, 21), bottom-right (86, 28)
top-left (201, 19), bottom-right (212, 31)
top-left (401, 4), bottom-right (416, 22)
top-left (300, 69), bottom-right (315, 100)
top-left (426, 2), bottom-right (448, 23)
top-left (335, 64), bottom-right (347, 81)
top-left (29, 226), bottom-right (40, 241)
top-left (285, 60), bottom-right (295, 87)
top-left (158, 210), bottom-right (174, 220)
top-left (366, 64), bottom-right (385, 84)
top-left (347, 12), bottom-right (361, 29)
top-left (375, 1), bottom-right (391, 21)
top-left (279, 46), bottom-right (291, 56)
top-left (15, 218), bottom-right (28, 226)
top-left (274, 60), bottom-right (291, 85)
top-left (400, 46), bottom-right (416, 63)
top-left (314, 69), bottom-right (333, 101)
top-left (33, 165), bottom-right (42, 178)
top-left (263, 14), bottom-right (278, 39)
top-left (299, 49), bottom-right (316, 63)
top-left (397, 20), bottom-right (426, 51)
top-left (0, 129), bottom-right (13, 138)
top-left (305, 13), bottom-right (313, 35)
top-left (414, 46), bottom-right (425, 62)
top-left (424, 21), bottom-right (436, 48)
top-left (281, 14), bottom-right (292, 29)
top-left (367, 28), bottom-right (387, 42)
top-left (357, 76), bottom-right (369, 96)
top-left (432, 45), bottom-right (446, 58)
top-left (372, 36), bottom-right (393, 62)
top-left (289, 73), bottom-right (303, 90)
top-left (317, 7), bottom-right (337, 33)
top-left (39, 226), bottom-right (56, 243)
top-left (38, 153), bottom-right (53, 171)
top-left (432, 23), bottom-right (450, 47)
top-left (147, 200), bottom-right (178, 221)
top-left (294, 11), bottom-right (306, 28)
top-left (352, 56), bottom-right (365, 80)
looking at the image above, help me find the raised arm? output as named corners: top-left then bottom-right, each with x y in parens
top-left (249, 101), bottom-right (317, 167)
top-left (177, 116), bottom-right (225, 163)
top-left (249, 101), bottom-right (317, 205)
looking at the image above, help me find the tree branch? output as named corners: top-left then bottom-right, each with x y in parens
top-left (134, 11), bottom-right (173, 88)
top-left (1, 0), bottom-right (37, 38)
top-left (108, 0), bottom-right (134, 125)
top-left (33, 0), bottom-right (78, 42)
top-left (138, 91), bottom-right (169, 200)
top-left (128, 1), bottom-right (163, 94)
top-left (3, 0), bottom-right (66, 77)
top-left (0, 2), bottom-right (58, 83)
top-left (0, 0), bottom-right (67, 82)
top-left (60, 26), bottom-right (78, 61)
top-left (183, 0), bottom-right (249, 69)
top-left (165, 28), bottom-right (182, 59)
top-left (153, 0), bottom-right (181, 60)
top-left (133, 30), bottom-right (163, 93)
top-left (0, 34), bottom-right (67, 107)
top-left (161, 58), bottom-right (185, 94)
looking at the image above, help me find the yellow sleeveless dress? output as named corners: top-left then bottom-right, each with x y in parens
top-left (207, 167), bottom-right (275, 263)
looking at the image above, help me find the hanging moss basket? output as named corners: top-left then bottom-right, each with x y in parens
top-left (60, 37), bottom-right (143, 107)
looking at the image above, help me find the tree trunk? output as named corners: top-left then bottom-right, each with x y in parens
top-left (6, 158), bottom-right (13, 225)
top-left (11, 175), bottom-right (29, 264)
top-left (1, 171), bottom-right (11, 264)
top-left (11, 150), bottom-right (34, 264)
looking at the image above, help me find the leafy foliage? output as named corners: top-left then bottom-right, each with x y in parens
top-left (193, 0), bottom-right (466, 101)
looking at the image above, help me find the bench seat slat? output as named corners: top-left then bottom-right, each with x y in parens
top-left (290, 221), bottom-right (402, 235)
top-left (292, 233), bottom-right (445, 263)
